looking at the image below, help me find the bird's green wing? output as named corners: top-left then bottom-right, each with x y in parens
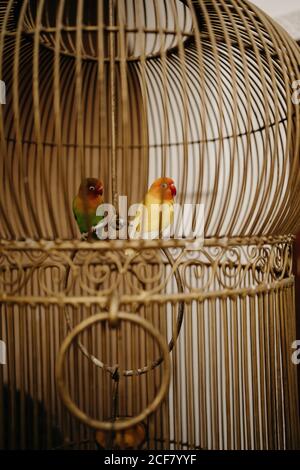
top-left (73, 197), bottom-right (104, 238)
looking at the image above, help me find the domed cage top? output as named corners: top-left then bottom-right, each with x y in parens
top-left (0, 0), bottom-right (300, 450)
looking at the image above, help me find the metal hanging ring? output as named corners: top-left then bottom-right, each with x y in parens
top-left (56, 312), bottom-right (171, 431)
top-left (63, 246), bottom-right (184, 377)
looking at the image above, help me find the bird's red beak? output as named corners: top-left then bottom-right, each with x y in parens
top-left (97, 186), bottom-right (103, 196)
top-left (170, 184), bottom-right (176, 197)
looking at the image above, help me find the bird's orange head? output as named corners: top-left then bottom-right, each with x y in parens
top-left (148, 177), bottom-right (177, 201)
top-left (79, 178), bottom-right (104, 200)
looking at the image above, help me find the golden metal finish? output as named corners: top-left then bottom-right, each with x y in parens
top-left (0, 236), bottom-right (294, 303)
top-left (108, 293), bottom-right (120, 329)
top-left (0, 0), bottom-right (300, 450)
top-left (56, 312), bottom-right (171, 431)
top-left (60, 246), bottom-right (184, 377)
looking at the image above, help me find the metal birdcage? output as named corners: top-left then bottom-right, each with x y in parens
top-left (0, 0), bottom-right (300, 450)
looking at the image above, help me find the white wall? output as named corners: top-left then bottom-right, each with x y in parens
top-left (251, 0), bottom-right (299, 17)
top-left (251, 0), bottom-right (300, 39)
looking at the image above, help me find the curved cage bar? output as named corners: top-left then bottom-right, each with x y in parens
top-left (0, 0), bottom-right (300, 450)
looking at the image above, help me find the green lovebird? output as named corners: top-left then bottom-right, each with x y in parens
top-left (73, 177), bottom-right (104, 240)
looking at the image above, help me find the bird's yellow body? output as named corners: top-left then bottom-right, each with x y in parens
top-left (129, 177), bottom-right (176, 240)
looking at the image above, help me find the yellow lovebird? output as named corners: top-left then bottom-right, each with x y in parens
top-left (73, 178), bottom-right (104, 240)
top-left (128, 177), bottom-right (177, 240)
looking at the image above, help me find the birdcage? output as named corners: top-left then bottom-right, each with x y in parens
top-left (0, 0), bottom-right (300, 451)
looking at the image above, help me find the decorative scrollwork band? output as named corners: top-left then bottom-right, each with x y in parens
top-left (0, 236), bottom-right (294, 304)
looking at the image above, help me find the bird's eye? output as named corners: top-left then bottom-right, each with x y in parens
top-left (161, 183), bottom-right (168, 189)
top-left (89, 185), bottom-right (95, 191)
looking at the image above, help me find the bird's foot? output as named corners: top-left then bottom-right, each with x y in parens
top-left (81, 230), bottom-right (98, 242)
top-left (80, 232), bottom-right (89, 241)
